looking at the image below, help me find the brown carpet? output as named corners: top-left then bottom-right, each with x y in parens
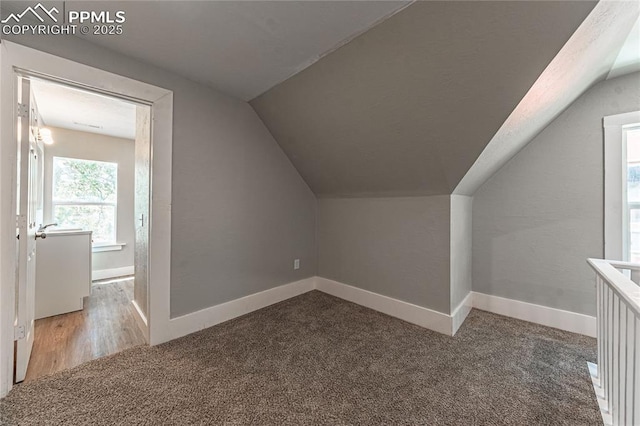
top-left (0, 291), bottom-right (600, 425)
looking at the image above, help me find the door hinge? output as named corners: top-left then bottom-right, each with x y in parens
top-left (16, 215), bottom-right (27, 228)
top-left (14, 325), bottom-right (25, 341)
top-left (17, 103), bottom-right (29, 118)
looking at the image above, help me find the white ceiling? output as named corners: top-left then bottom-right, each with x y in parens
top-left (608, 15), bottom-right (640, 79)
top-left (31, 79), bottom-right (136, 140)
top-left (73, 1), bottom-right (409, 100)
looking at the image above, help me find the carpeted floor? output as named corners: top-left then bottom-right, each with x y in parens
top-left (0, 291), bottom-right (600, 425)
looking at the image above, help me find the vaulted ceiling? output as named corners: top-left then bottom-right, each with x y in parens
top-left (0, 1), bottom-right (410, 100)
top-left (3, 1), bottom-right (635, 198)
top-left (251, 1), bottom-right (598, 197)
top-left (75, 1), bottom-right (409, 101)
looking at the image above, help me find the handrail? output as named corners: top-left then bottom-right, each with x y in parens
top-left (587, 258), bottom-right (640, 426)
top-left (588, 259), bottom-right (640, 316)
top-left (605, 260), bottom-right (640, 287)
top-left (605, 259), bottom-right (640, 272)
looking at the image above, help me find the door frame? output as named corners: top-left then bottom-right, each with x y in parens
top-left (0, 40), bottom-right (173, 397)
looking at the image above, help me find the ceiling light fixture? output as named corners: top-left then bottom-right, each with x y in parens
top-left (73, 121), bottom-right (103, 129)
top-left (38, 128), bottom-right (54, 145)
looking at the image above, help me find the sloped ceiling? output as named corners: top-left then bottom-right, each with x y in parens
top-left (13, 0), bottom-right (409, 101)
top-left (251, 1), bottom-right (597, 197)
top-left (455, 0), bottom-right (640, 196)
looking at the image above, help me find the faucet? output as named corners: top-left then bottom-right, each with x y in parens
top-left (38, 223), bottom-right (58, 232)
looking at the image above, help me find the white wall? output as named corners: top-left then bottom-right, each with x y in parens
top-left (3, 34), bottom-right (318, 318)
top-left (43, 127), bottom-right (134, 273)
top-left (473, 72), bottom-right (640, 316)
top-left (450, 195), bottom-right (472, 311)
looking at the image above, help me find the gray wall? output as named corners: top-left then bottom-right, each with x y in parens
top-left (473, 72), bottom-right (640, 316)
top-left (42, 127), bottom-right (135, 273)
top-left (251, 1), bottom-right (596, 197)
top-left (317, 196), bottom-right (451, 314)
top-left (4, 34), bottom-right (318, 318)
top-left (450, 195), bottom-right (472, 311)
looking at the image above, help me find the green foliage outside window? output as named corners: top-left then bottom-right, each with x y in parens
top-left (52, 157), bottom-right (117, 243)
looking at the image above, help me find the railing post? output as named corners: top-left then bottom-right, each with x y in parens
top-left (624, 307), bottom-right (633, 425)
top-left (587, 259), bottom-right (640, 426)
top-left (597, 275), bottom-right (602, 380)
top-left (634, 316), bottom-right (639, 426)
top-left (607, 286), bottom-right (613, 414)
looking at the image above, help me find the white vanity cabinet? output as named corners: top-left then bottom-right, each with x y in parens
top-left (35, 230), bottom-right (92, 319)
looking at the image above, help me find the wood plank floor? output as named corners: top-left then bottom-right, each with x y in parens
top-left (23, 278), bottom-right (146, 383)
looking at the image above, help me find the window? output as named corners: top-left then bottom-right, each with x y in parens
top-left (604, 111), bottom-right (640, 262)
top-left (52, 157), bottom-right (118, 244)
top-left (625, 127), bottom-right (640, 262)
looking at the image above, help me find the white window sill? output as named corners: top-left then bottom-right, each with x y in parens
top-left (92, 243), bottom-right (126, 253)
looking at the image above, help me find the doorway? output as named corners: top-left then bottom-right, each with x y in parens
top-left (0, 40), bottom-right (173, 398)
top-left (14, 75), bottom-right (151, 383)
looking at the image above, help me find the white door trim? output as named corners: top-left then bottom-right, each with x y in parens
top-left (0, 40), bottom-right (173, 397)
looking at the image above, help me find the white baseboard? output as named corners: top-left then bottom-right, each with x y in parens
top-left (166, 277), bottom-right (316, 341)
top-left (451, 292), bottom-right (473, 335)
top-left (315, 277), bottom-right (453, 335)
top-left (131, 299), bottom-right (149, 343)
top-left (92, 265), bottom-right (134, 281)
top-left (313, 279), bottom-right (596, 337)
top-left (157, 277), bottom-right (596, 345)
top-left (472, 291), bottom-right (596, 338)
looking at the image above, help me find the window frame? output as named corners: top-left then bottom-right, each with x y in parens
top-left (623, 126), bottom-right (640, 262)
top-left (626, 201), bottom-right (640, 262)
top-left (604, 111), bottom-right (640, 262)
top-left (51, 156), bottom-right (118, 246)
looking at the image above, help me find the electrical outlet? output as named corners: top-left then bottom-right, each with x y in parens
top-left (294, 259), bottom-right (300, 270)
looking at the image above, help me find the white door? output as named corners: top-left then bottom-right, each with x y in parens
top-left (15, 76), bottom-right (41, 382)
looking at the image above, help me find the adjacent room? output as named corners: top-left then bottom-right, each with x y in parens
top-left (19, 78), bottom-right (149, 382)
top-left (0, 0), bottom-right (638, 424)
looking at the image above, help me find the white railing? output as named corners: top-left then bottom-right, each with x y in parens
top-left (587, 259), bottom-right (640, 426)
